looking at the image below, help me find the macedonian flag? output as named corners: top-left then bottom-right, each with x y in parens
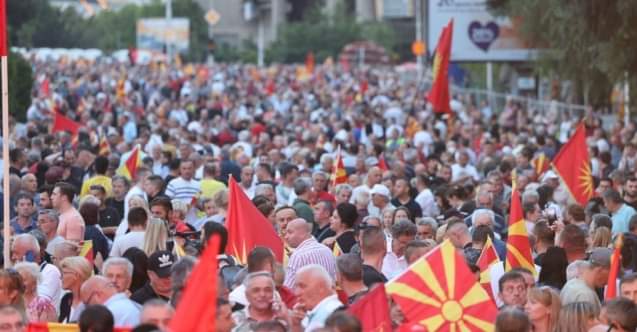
top-left (505, 188), bottom-right (537, 276)
top-left (386, 240), bottom-right (497, 331)
top-left (552, 123), bottom-right (594, 205)
top-left (331, 146), bottom-right (347, 187)
top-left (531, 152), bottom-right (550, 178)
top-left (476, 236), bottom-right (500, 300)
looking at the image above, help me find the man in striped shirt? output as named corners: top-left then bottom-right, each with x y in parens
top-left (283, 218), bottom-right (336, 289)
top-left (165, 159), bottom-right (201, 204)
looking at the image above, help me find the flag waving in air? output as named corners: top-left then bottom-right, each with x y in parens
top-left (552, 123), bottom-right (594, 205)
top-left (427, 20), bottom-right (454, 114)
top-left (116, 145), bottom-right (142, 180)
top-left (226, 177), bottom-right (284, 264)
top-left (505, 186), bottom-right (537, 276)
top-left (331, 147), bottom-right (347, 187)
top-left (348, 284), bottom-right (392, 331)
top-left (476, 236), bottom-right (500, 299)
top-left (52, 112), bottom-right (82, 136)
top-left (0, 0), bottom-right (6, 57)
top-left (386, 240), bottom-right (498, 331)
top-left (606, 234), bottom-right (623, 300)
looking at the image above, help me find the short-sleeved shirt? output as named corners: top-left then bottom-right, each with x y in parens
top-left (560, 278), bottom-right (601, 314)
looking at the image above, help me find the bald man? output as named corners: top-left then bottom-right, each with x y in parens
top-left (350, 167), bottom-right (383, 204)
top-left (290, 264), bottom-right (342, 331)
top-left (141, 299), bottom-right (174, 331)
top-left (446, 222), bottom-right (472, 250)
top-left (80, 276), bottom-right (140, 326)
top-left (283, 218), bottom-right (336, 289)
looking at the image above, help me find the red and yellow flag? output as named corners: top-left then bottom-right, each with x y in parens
top-left (348, 284), bottom-right (392, 331)
top-left (386, 240), bottom-right (497, 331)
top-left (378, 154), bottom-right (389, 171)
top-left (606, 234), bottom-right (623, 300)
top-left (226, 177), bottom-right (284, 264)
top-left (169, 235), bottom-right (219, 332)
top-left (331, 147), bottom-right (347, 187)
top-left (476, 236), bottom-right (500, 299)
top-left (552, 123), bottom-right (594, 205)
top-left (305, 51), bottom-right (315, 74)
top-left (505, 188), bottom-right (537, 276)
top-left (79, 240), bottom-right (94, 266)
top-left (116, 145), bottom-right (142, 180)
top-left (531, 152), bottom-right (550, 178)
top-left (427, 20), bottom-right (454, 114)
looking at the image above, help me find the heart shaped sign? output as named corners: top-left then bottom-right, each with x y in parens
top-left (468, 21), bottom-right (500, 52)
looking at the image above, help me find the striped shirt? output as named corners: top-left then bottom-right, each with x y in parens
top-left (165, 177), bottom-right (201, 204)
top-left (284, 237), bottom-right (336, 289)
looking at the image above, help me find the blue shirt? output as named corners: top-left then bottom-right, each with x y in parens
top-left (10, 217), bottom-right (37, 235)
top-left (612, 204), bottom-right (636, 234)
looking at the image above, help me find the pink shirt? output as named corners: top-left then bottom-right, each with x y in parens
top-left (57, 207), bottom-right (85, 242)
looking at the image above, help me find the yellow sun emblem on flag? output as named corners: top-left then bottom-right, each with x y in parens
top-left (386, 241), bottom-right (497, 331)
top-left (579, 162), bottom-right (594, 199)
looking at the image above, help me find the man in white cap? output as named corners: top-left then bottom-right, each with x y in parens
top-left (368, 184), bottom-right (391, 218)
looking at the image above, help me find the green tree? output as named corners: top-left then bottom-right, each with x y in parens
top-left (488, 0), bottom-right (637, 106)
top-left (0, 52), bottom-right (35, 122)
top-left (267, 2), bottom-right (396, 64)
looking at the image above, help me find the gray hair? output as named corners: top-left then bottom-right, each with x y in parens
top-left (522, 190), bottom-right (540, 205)
top-left (297, 264), bottom-right (334, 287)
top-left (417, 217), bottom-right (438, 232)
top-left (336, 254), bottom-right (363, 282)
top-left (471, 209), bottom-right (495, 226)
top-left (566, 260), bottom-right (589, 280)
top-left (243, 271), bottom-right (275, 289)
top-left (102, 257), bottom-right (134, 278)
top-left (14, 262), bottom-right (41, 283)
top-left (293, 177), bottom-right (312, 195)
top-left (335, 183), bottom-right (353, 195)
top-left (12, 233), bottom-right (40, 253)
top-left (255, 183), bottom-right (274, 197)
top-left (313, 171), bottom-right (329, 180)
top-left (171, 256), bottom-right (197, 291)
top-left (391, 220), bottom-right (418, 238)
top-left (38, 209), bottom-right (59, 225)
top-left (353, 190), bottom-right (370, 206)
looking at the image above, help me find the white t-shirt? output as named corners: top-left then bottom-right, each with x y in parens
top-left (110, 231), bottom-right (145, 257)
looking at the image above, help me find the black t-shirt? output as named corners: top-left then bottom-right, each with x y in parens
top-left (313, 224), bottom-right (335, 243)
top-left (130, 283), bottom-right (169, 305)
top-left (362, 264), bottom-right (387, 288)
top-left (390, 198), bottom-right (423, 219)
top-left (335, 231), bottom-right (356, 254)
top-left (105, 198), bottom-right (125, 222)
top-left (99, 206), bottom-right (121, 228)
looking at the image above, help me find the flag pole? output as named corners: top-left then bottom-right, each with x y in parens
top-left (2, 54), bottom-right (9, 267)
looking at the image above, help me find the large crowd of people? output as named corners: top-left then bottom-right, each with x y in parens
top-left (0, 55), bottom-right (637, 332)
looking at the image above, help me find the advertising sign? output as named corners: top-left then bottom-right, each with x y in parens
top-left (137, 18), bottom-right (190, 53)
top-left (428, 0), bottom-right (538, 61)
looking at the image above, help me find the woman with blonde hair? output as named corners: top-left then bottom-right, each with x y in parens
top-left (554, 302), bottom-right (599, 332)
top-left (58, 256), bottom-right (92, 323)
top-left (14, 262), bottom-right (57, 322)
top-left (591, 226), bottom-right (611, 248)
top-left (143, 217), bottom-right (169, 256)
top-left (524, 286), bottom-right (560, 332)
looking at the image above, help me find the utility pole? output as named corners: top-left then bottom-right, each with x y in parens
top-left (415, 0), bottom-right (423, 81)
top-left (257, 15), bottom-right (265, 67)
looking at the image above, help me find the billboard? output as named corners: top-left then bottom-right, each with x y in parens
top-left (136, 18), bottom-right (190, 53)
top-left (428, 0), bottom-right (538, 61)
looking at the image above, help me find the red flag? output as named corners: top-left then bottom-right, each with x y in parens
top-left (606, 234), bottom-right (624, 300)
top-left (347, 284), bottom-right (392, 332)
top-left (378, 154), bottom-right (389, 171)
top-left (52, 112), bottom-right (81, 136)
top-left (387, 240), bottom-right (497, 331)
top-left (476, 236), bottom-right (500, 300)
top-left (169, 235), bottom-right (219, 332)
top-left (331, 147), bottom-right (348, 187)
top-left (98, 136), bottom-right (110, 156)
top-left (505, 187), bottom-right (537, 275)
top-left (552, 123), bottom-right (594, 205)
top-left (427, 20), bottom-right (453, 114)
top-left (27, 322), bottom-right (131, 332)
top-left (41, 77), bottom-right (51, 97)
top-left (305, 51), bottom-right (315, 74)
top-left (226, 177), bottom-right (284, 264)
top-left (0, 0), bottom-right (6, 56)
